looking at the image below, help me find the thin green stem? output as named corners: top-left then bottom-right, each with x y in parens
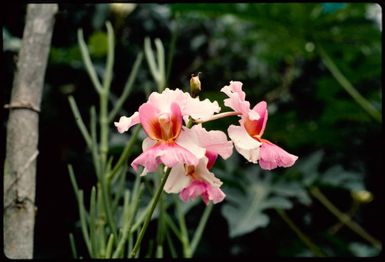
top-left (105, 234), bottom-right (115, 258)
top-left (329, 200), bottom-right (360, 234)
top-left (107, 125), bottom-right (141, 181)
top-left (165, 230), bottom-right (177, 258)
top-left (90, 106), bottom-right (101, 178)
top-left (108, 52), bottom-right (143, 123)
top-left (317, 43), bottom-right (381, 123)
top-left (175, 196), bottom-right (191, 258)
top-left (166, 14), bottom-right (179, 84)
top-left (155, 38), bottom-right (165, 91)
top-left (190, 202), bottom-right (213, 256)
top-left (164, 213), bottom-right (182, 242)
top-left (69, 233), bottom-right (78, 259)
top-left (310, 187), bottom-right (382, 251)
top-left (77, 29), bottom-right (103, 93)
top-left (68, 96), bottom-right (92, 148)
top-left (99, 91), bottom-right (109, 169)
top-left (100, 171), bottom-right (117, 238)
top-left (275, 208), bottom-right (324, 257)
top-left (144, 37), bottom-right (160, 86)
top-left (78, 190), bottom-right (93, 256)
top-left (103, 21), bottom-right (114, 92)
top-left (129, 167), bottom-right (172, 258)
top-left (89, 186), bottom-right (97, 257)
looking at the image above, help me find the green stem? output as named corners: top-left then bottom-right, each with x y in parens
top-left (108, 52), bottom-right (143, 123)
top-left (166, 14), bottom-right (179, 84)
top-left (69, 233), bottom-right (78, 259)
top-left (99, 91), bottom-right (109, 170)
top-left (129, 167), bottom-right (172, 258)
top-left (329, 200), bottom-right (360, 234)
top-left (89, 186), bottom-right (97, 257)
top-left (175, 196), bottom-right (191, 258)
top-left (275, 208), bottom-right (324, 257)
top-left (190, 202), bottom-right (213, 256)
top-left (317, 44), bottom-right (381, 123)
top-left (68, 96), bottom-right (92, 148)
top-left (310, 187), bottom-right (382, 251)
top-left (90, 106), bottom-right (101, 178)
top-left (107, 125), bottom-right (140, 181)
top-left (103, 21), bottom-right (114, 92)
top-left (77, 29), bottom-right (103, 94)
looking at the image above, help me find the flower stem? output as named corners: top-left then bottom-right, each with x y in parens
top-left (175, 196), bottom-right (191, 258)
top-left (275, 208), bottom-right (324, 257)
top-left (190, 202), bottom-right (213, 256)
top-left (129, 167), bottom-right (172, 258)
top-left (317, 43), bottom-right (381, 123)
top-left (310, 187), bottom-right (382, 251)
top-left (195, 111), bottom-right (241, 124)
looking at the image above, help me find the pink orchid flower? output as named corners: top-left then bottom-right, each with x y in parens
top-left (114, 88), bottom-right (221, 173)
top-left (163, 125), bottom-right (233, 204)
top-left (221, 81), bottom-right (298, 170)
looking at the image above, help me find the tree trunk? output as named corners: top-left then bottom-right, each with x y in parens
top-left (3, 4), bottom-right (58, 259)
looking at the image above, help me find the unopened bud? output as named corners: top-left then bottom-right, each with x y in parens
top-left (351, 190), bottom-right (373, 204)
top-left (190, 73), bottom-right (201, 98)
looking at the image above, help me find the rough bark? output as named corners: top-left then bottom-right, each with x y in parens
top-left (3, 4), bottom-right (58, 259)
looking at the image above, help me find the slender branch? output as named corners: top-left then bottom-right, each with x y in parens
top-left (310, 187), bottom-right (382, 251)
top-left (77, 29), bottom-right (103, 93)
top-left (129, 167), bottom-right (172, 258)
top-left (69, 233), bottom-right (78, 259)
top-left (275, 208), bottom-right (324, 257)
top-left (194, 111), bottom-right (241, 124)
top-left (190, 202), bottom-right (213, 256)
top-left (108, 52), bottom-right (143, 123)
top-left (155, 38), bottom-right (165, 91)
top-left (317, 43), bottom-right (381, 123)
top-left (175, 196), bottom-right (191, 258)
top-left (103, 21), bottom-right (114, 92)
top-left (107, 125), bottom-right (141, 181)
top-left (68, 96), bottom-right (92, 148)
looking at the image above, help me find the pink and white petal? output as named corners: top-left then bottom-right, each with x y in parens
top-left (259, 141), bottom-right (298, 170)
top-left (228, 125), bottom-right (261, 163)
top-left (183, 96), bottom-right (221, 120)
top-left (179, 181), bottom-right (207, 203)
top-left (114, 112), bottom-right (140, 133)
top-left (169, 102), bottom-right (183, 139)
top-left (205, 151), bottom-right (218, 169)
top-left (147, 88), bottom-right (188, 114)
top-left (160, 143), bottom-right (200, 168)
top-left (191, 125), bottom-right (234, 160)
top-left (164, 163), bottom-right (192, 193)
top-left (196, 158), bottom-right (223, 188)
top-left (132, 142), bottom-right (199, 172)
top-left (207, 186), bottom-right (226, 204)
top-left (251, 101), bottom-right (268, 136)
top-left (138, 102), bottom-right (162, 140)
top-left (131, 147), bottom-right (162, 172)
top-left (142, 137), bottom-right (157, 151)
top-left (176, 128), bottom-right (206, 160)
top-left (220, 81), bottom-right (250, 115)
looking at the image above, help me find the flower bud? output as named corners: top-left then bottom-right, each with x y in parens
top-left (351, 190), bottom-right (373, 204)
top-left (190, 73), bottom-right (201, 98)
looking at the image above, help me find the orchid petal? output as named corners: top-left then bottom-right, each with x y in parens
top-left (163, 163), bottom-right (192, 193)
top-left (221, 81), bottom-right (250, 115)
top-left (227, 125), bottom-right (261, 163)
top-left (259, 141), bottom-right (298, 170)
top-left (114, 112), bottom-right (140, 133)
top-left (131, 142), bottom-right (199, 172)
top-left (138, 103), bottom-right (162, 140)
top-left (176, 127), bottom-right (206, 160)
top-left (190, 125), bottom-right (233, 160)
